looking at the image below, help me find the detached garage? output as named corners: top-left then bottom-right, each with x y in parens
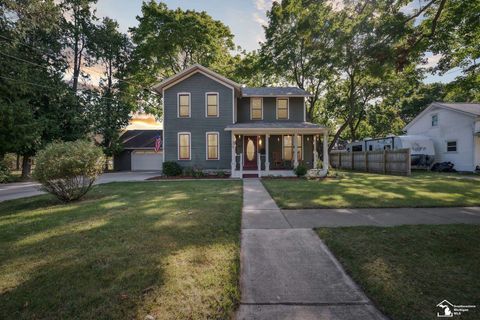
top-left (114, 130), bottom-right (163, 171)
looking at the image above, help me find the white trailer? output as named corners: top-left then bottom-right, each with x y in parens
top-left (346, 135), bottom-right (435, 168)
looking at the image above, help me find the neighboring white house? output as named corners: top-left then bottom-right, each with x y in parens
top-left (404, 102), bottom-right (480, 172)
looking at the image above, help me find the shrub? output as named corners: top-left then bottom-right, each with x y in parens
top-left (294, 164), bottom-right (308, 177)
top-left (182, 166), bottom-right (194, 177)
top-left (163, 161), bottom-right (182, 176)
top-left (0, 161), bottom-right (10, 183)
top-left (192, 167), bottom-right (205, 178)
top-left (34, 140), bottom-right (104, 202)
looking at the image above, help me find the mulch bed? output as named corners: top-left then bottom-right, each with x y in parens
top-left (146, 175), bottom-right (231, 180)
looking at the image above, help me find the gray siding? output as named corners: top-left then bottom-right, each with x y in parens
top-left (163, 72), bottom-right (233, 169)
top-left (237, 97), bottom-right (305, 123)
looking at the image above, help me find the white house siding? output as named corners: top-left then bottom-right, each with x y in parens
top-left (407, 106), bottom-right (477, 172)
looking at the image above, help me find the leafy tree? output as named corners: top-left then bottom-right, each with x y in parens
top-left (60, 0), bottom-right (97, 91)
top-left (261, 0), bottom-right (338, 121)
top-left (88, 17), bottom-right (133, 169)
top-left (321, 1), bottom-right (414, 150)
top-left (0, 0), bottom-right (90, 177)
top-left (127, 1), bottom-right (236, 116)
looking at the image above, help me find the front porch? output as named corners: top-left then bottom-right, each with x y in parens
top-left (225, 123), bottom-right (329, 178)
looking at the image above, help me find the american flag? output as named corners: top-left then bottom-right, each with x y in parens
top-left (154, 135), bottom-right (162, 153)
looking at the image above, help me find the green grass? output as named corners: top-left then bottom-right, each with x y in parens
top-left (316, 225), bottom-right (480, 320)
top-left (0, 180), bottom-right (242, 320)
top-left (262, 171), bottom-right (480, 209)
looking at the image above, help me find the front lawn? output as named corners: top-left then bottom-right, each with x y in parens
top-left (0, 180), bottom-right (242, 320)
top-left (316, 225), bottom-right (480, 320)
top-left (263, 171), bottom-right (480, 209)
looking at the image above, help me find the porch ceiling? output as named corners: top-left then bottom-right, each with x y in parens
top-left (225, 122), bottom-right (327, 134)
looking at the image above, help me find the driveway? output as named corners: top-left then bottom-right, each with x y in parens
top-left (0, 171), bottom-right (161, 202)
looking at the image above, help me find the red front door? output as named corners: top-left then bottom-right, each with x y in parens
top-left (244, 136), bottom-right (257, 169)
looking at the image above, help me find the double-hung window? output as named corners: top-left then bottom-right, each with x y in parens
top-left (178, 132), bottom-right (191, 160)
top-left (283, 135), bottom-right (303, 161)
top-left (250, 98), bottom-right (263, 120)
top-left (178, 93), bottom-right (190, 118)
top-left (276, 98), bottom-right (289, 120)
top-left (431, 114), bottom-right (438, 127)
top-left (206, 132), bottom-right (219, 160)
top-left (206, 93), bottom-right (219, 117)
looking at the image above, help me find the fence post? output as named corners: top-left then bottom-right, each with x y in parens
top-left (383, 150), bottom-right (387, 174)
top-left (406, 148), bottom-right (411, 176)
top-left (365, 152), bottom-right (368, 172)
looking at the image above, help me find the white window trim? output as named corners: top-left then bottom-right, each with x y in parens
top-left (205, 131), bottom-right (220, 160)
top-left (250, 97), bottom-right (263, 120)
top-left (281, 134), bottom-right (304, 161)
top-left (177, 92), bottom-right (191, 118)
top-left (446, 140), bottom-right (458, 153)
top-left (177, 132), bottom-right (191, 160)
top-left (276, 97), bottom-right (290, 120)
top-left (431, 113), bottom-right (438, 127)
top-left (205, 92), bottom-right (220, 118)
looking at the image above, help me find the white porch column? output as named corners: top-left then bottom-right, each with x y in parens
top-left (231, 133), bottom-right (236, 175)
top-left (323, 130), bottom-right (329, 172)
top-left (313, 135), bottom-right (318, 169)
top-left (265, 134), bottom-right (270, 175)
top-left (293, 132), bottom-right (299, 168)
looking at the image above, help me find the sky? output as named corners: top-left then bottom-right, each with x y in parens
top-left (95, 0), bottom-right (461, 84)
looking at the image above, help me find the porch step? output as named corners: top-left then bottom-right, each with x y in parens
top-left (243, 173), bottom-right (259, 178)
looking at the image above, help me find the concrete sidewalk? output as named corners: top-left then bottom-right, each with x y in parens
top-left (282, 207), bottom-right (480, 228)
top-left (237, 179), bottom-right (386, 320)
top-left (0, 171), bottom-right (161, 202)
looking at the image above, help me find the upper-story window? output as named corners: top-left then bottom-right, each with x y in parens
top-left (206, 93), bottom-right (219, 117)
top-left (276, 98), bottom-right (289, 120)
top-left (250, 97), bottom-right (263, 120)
top-left (431, 114), bottom-right (438, 127)
top-left (178, 93), bottom-right (191, 118)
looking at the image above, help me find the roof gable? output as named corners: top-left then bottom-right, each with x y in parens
top-left (152, 64), bottom-right (242, 94)
top-left (404, 102), bottom-right (480, 131)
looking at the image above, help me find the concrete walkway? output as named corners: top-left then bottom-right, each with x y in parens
top-left (0, 171), bottom-right (161, 202)
top-left (237, 179), bottom-right (386, 320)
top-left (282, 207), bottom-right (480, 228)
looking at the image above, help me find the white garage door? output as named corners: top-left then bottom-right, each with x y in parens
top-left (131, 150), bottom-right (163, 171)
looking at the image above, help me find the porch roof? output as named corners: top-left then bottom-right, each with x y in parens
top-left (225, 121), bottom-right (326, 133)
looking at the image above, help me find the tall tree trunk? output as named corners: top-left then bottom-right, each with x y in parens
top-left (21, 155), bottom-right (31, 178)
top-left (16, 154), bottom-right (20, 170)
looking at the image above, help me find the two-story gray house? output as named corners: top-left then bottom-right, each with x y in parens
top-left (153, 64), bottom-right (329, 177)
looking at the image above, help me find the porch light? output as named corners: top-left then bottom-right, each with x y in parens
top-left (259, 138), bottom-right (262, 146)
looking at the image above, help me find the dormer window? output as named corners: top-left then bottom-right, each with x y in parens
top-left (250, 98), bottom-right (263, 120)
top-left (178, 93), bottom-right (190, 118)
top-left (431, 114), bottom-right (438, 127)
top-left (276, 98), bottom-right (289, 120)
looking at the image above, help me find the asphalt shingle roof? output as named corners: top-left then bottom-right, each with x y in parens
top-left (434, 102), bottom-right (480, 116)
top-left (120, 130), bottom-right (162, 149)
top-left (225, 122), bottom-right (325, 130)
top-left (242, 87), bottom-right (312, 97)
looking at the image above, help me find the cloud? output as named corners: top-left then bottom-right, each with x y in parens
top-left (424, 53), bottom-right (442, 68)
top-left (253, 12), bottom-right (267, 26)
top-left (254, 0), bottom-right (274, 11)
